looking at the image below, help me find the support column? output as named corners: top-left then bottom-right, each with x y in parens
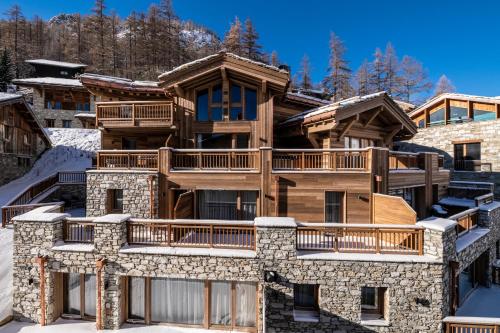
top-left (96, 258), bottom-right (106, 330)
top-left (36, 256), bottom-right (47, 326)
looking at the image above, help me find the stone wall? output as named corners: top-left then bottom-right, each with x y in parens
top-left (13, 210), bottom-right (460, 333)
top-left (86, 170), bottom-right (159, 218)
top-left (397, 120), bottom-right (500, 198)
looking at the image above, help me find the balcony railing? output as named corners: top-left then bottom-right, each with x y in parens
top-left (127, 219), bottom-right (256, 250)
top-left (96, 101), bottom-right (174, 127)
top-left (443, 317), bottom-right (500, 333)
top-left (171, 149), bottom-right (260, 171)
top-left (449, 208), bottom-right (479, 235)
top-left (389, 151), bottom-right (420, 170)
top-left (272, 149), bottom-right (369, 171)
top-left (2, 202), bottom-right (64, 227)
top-left (296, 224), bottom-right (423, 255)
top-left (97, 150), bottom-right (158, 170)
top-left (63, 219), bottom-right (95, 243)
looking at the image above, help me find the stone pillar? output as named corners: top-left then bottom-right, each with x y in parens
top-left (416, 217), bottom-right (457, 262)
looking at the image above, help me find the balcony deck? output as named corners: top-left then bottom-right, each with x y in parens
top-left (95, 101), bottom-right (174, 129)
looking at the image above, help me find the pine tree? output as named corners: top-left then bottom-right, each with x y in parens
top-left (434, 75), bottom-right (455, 96)
top-left (355, 59), bottom-right (371, 96)
top-left (0, 49), bottom-right (15, 91)
top-left (299, 54), bottom-right (313, 90)
top-left (223, 17), bottom-right (242, 55)
top-left (370, 47), bottom-right (384, 92)
top-left (397, 55), bottom-right (432, 103)
top-left (241, 18), bottom-right (262, 61)
top-left (324, 32), bottom-right (352, 101)
top-left (383, 42), bottom-right (399, 95)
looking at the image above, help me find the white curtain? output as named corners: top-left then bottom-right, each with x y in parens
top-left (84, 274), bottom-right (96, 317)
top-left (129, 277), bottom-right (145, 320)
top-left (235, 282), bottom-right (256, 327)
top-left (64, 273), bottom-right (81, 315)
top-left (151, 278), bottom-right (204, 325)
top-left (210, 281), bottom-right (231, 325)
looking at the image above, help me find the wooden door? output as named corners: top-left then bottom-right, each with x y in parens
top-left (173, 191), bottom-right (194, 219)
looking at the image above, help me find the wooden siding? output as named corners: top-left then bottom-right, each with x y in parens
top-left (372, 193), bottom-right (417, 225)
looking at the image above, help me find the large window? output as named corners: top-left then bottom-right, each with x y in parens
top-left (429, 107), bottom-right (445, 126)
top-left (230, 84), bottom-right (257, 121)
top-left (473, 103), bottom-right (496, 122)
top-left (454, 142), bottom-right (481, 171)
top-left (361, 287), bottom-right (387, 320)
top-left (127, 278), bottom-right (256, 329)
top-left (63, 273), bottom-right (96, 319)
top-left (449, 106), bottom-right (468, 123)
top-left (325, 191), bottom-right (344, 223)
top-left (196, 84), bottom-right (223, 121)
top-left (197, 190), bottom-right (257, 220)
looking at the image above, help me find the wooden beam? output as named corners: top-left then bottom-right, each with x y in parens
top-left (173, 84), bottom-right (184, 98)
top-left (307, 133), bottom-right (321, 148)
top-left (96, 258), bottom-right (106, 330)
top-left (383, 125), bottom-right (402, 145)
top-left (36, 256), bottom-right (47, 326)
top-left (337, 115), bottom-right (358, 141)
top-left (363, 107), bottom-right (382, 127)
top-left (220, 66), bottom-right (227, 81)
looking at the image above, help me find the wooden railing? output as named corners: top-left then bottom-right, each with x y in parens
top-left (444, 317), bottom-right (500, 333)
top-left (171, 149), bottom-right (260, 171)
top-left (97, 150), bottom-right (158, 170)
top-left (58, 171), bottom-right (86, 183)
top-left (272, 149), bottom-right (369, 171)
top-left (2, 202), bottom-right (64, 228)
top-left (127, 220), bottom-right (256, 250)
top-left (63, 219), bottom-right (95, 243)
top-left (389, 151), bottom-right (420, 170)
top-left (96, 101), bottom-right (174, 127)
top-left (449, 208), bottom-right (479, 235)
top-left (296, 224), bottom-right (423, 255)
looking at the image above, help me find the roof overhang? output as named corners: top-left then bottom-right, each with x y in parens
top-left (80, 74), bottom-right (166, 98)
top-left (12, 78), bottom-right (87, 92)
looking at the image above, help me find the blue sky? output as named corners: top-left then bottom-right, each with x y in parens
top-left (2, 0), bottom-right (500, 96)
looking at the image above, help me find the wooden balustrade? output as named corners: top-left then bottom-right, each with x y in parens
top-left (171, 149), bottom-right (260, 171)
top-left (97, 150), bottom-right (159, 170)
top-left (449, 209), bottom-right (479, 235)
top-left (296, 224), bottom-right (423, 255)
top-left (2, 202), bottom-right (64, 228)
top-left (63, 220), bottom-right (95, 243)
top-left (58, 171), bottom-right (86, 183)
top-left (272, 149), bottom-right (369, 171)
top-left (127, 220), bottom-right (256, 250)
top-left (389, 151), bottom-right (420, 170)
top-left (444, 318), bottom-right (500, 333)
top-left (96, 101), bottom-right (173, 127)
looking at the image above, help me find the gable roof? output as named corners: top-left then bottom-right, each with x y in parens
top-left (409, 93), bottom-right (500, 118)
top-left (80, 73), bottom-right (164, 94)
top-left (26, 59), bottom-right (87, 69)
top-left (284, 92), bottom-right (331, 107)
top-left (0, 93), bottom-right (51, 147)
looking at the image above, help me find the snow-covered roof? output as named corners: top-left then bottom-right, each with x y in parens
top-left (410, 93), bottom-right (500, 117)
top-left (80, 73), bottom-right (159, 88)
top-left (158, 51), bottom-right (288, 81)
top-left (13, 77), bottom-right (83, 88)
top-left (394, 99), bottom-right (415, 112)
top-left (74, 113), bottom-right (96, 118)
top-left (0, 92), bottom-right (23, 103)
top-left (281, 91), bottom-right (387, 125)
top-left (26, 59), bottom-right (87, 69)
top-left (285, 92), bottom-right (331, 106)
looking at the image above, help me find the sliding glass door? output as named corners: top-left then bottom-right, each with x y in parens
top-left (62, 273), bottom-right (96, 320)
top-left (198, 190), bottom-right (258, 220)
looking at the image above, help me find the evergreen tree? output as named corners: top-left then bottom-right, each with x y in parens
top-left (355, 59), bottom-right (371, 96)
top-left (397, 55), bottom-right (432, 103)
top-left (383, 42), bottom-right (399, 95)
top-left (223, 17), bottom-right (242, 55)
top-left (299, 54), bottom-right (313, 90)
top-left (241, 18), bottom-right (262, 60)
top-left (0, 49), bottom-right (15, 91)
top-left (324, 32), bottom-right (352, 101)
top-left (434, 74), bottom-right (455, 96)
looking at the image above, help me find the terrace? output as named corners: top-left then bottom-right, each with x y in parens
top-left (95, 101), bottom-right (174, 129)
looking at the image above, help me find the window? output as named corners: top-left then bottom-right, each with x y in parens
top-left (450, 106), bottom-right (468, 123)
top-left (107, 189), bottom-right (123, 213)
top-left (361, 287), bottom-right (387, 320)
top-left (230, 84), bottom-right (257, 121)
top-left (197, 190), bottom-right (257, 220)
top-left (293, 284), bottom-right (319, 322)
top-left (17, 157), bottom-right (30, 168)
top-left (388, 187), bottom-right (416, 209)
top-left (417, 119), bottom-right (425, 128)
top-left (45, 119), bottom-right (55, 127)
top-left (454, 142), bottom-right (481, 171)
top-left (345, 136), bottom-right (374, 148)
top-left (196, 84), bottom-right (223, 121)
top-left (122, 137), bottom-right (137, 150)
top-left (62, 120), bottom-right (72, 128)
top-left (62, 273), bottom-right (96, 319)
top-left (429, 107), bottom-right (445, 126)
top-left (325, 191), bottom-right (344, 223)
top-left (128, 277), bottom-right (145, 321)
top-left (473, 103), bottom-right (496, 122)
top-left (196, 133), bottom-right (250, 149)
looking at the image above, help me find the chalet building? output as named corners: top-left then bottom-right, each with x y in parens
top-left (0, 93), bottom-right (51, 185)
top-left (11, 53), bottom-right (500, 333)
top-left (398, 93), bottom-right (500, 199)
top-left (12, 60), bottom-right (93, 129)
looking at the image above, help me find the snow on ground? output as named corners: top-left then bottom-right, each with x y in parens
top-left (456, 285), bottom-right (500, 318)
top-left (0, 128), bottom-right (100, 208)
top-left (0, 319), bottom-right (233, 333)
top-left (0, 228), bottom-right (13, 322)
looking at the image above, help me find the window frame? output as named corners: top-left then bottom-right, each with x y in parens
top-left (62, 272), bottom-right (96, 320)
top-left (229, 81), bottom-right (258, 121)
top-left (453, 141), bottom-right (481, 171)
top-left (360, 286), bottom-right (387, 320)
top-left (324, 191), bottom-right (345, 223)
top-left (195, 81), bottom-right (224, 122)
top-left (107, 189), bottom-right (124, 214)
top-left (293, 284), bottom-right (319, 311)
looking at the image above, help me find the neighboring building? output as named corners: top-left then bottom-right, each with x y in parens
top-left (10, 53), bottom-right (500, 333)
top-left (0, 93), bottom-right (51, 185)
top-left (399, 93), bottom-right (500, 198)
top-left (12, 60), bottom-right (93, 129)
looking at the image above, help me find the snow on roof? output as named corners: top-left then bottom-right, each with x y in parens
top-left (120, 244), bottom-right (256, 258)
top-left (456, 228), bottom-right (489, 253)
top-left (158, 51), bottom-right (287, 80)
top-left (74, 113), bottom-right (96, 118)
top-left (297, 251), bottom-right (440, 263)
top-left (26, 59), bottom-right (87, 68)
top-left (410, 93), bottom-right (500, 116)
top-left (281, 91), bottom-right (387, 125)
top-left (80, 73), bottom-right (159, 88)
top-left (417, 217), bottom-right (457, 232)
top-left (0, 92), bottom-right (22, 103)
top-left (285, 92), bottom-right (331, 105)
top-left (13, 77), bottom-right (83, 87)
top-left (439, 197), bottom-right (476, 208)
top-left (394, 99), bottom-right (415, 112)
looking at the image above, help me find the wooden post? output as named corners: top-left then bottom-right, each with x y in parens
top-left (418, 229), bottom-right (424, 256)
top-left (96, 258), bottom-right (106, 331)
top-left (375, 228), bottom-right (381, 254)
top-left (36, 256), bottom-right (47, 326)
top-left (274, 176), bottom-right (280, 217)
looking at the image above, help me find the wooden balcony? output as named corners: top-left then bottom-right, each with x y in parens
top-left (272, 149), bottom-right (369, 171)
top-left (63, 219), bottom-right (95, 243)
top-left (170, 149), bottom-right (260, 171)
top-left (449, 208), bottom-right (479, 235)
top-left (95, 101), bottom-right (174, 129)
top-left (444, 317), bottom-right (500, 333)
top-left (389, 151), bottom-right (420, 170)
top-left (97, 150), bottom-right (159, 170)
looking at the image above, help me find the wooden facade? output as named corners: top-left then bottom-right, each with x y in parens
top-left (83, 52), bottom-right (450, 225)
